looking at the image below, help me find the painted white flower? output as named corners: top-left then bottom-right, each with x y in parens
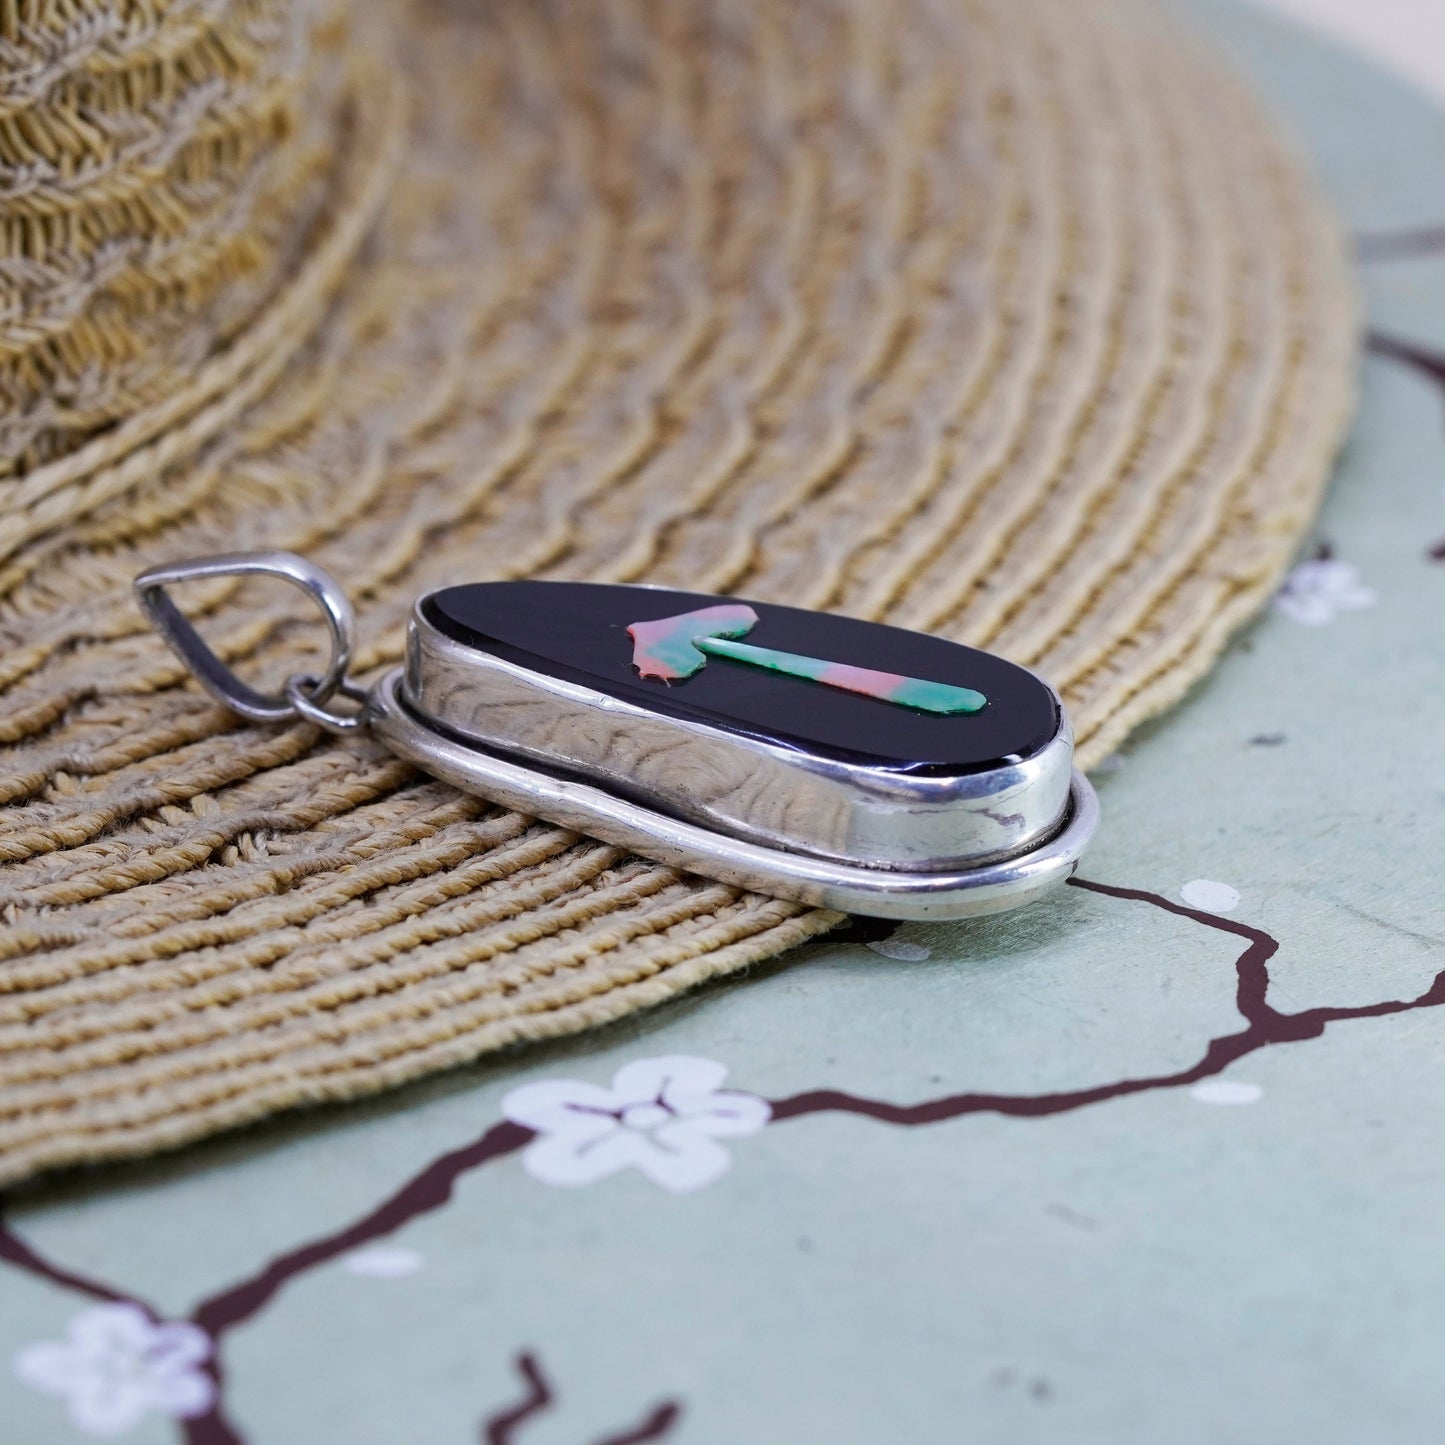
top-left (1271, 557), bottom-right (1377, 626)
top-left (13, 1303), bottom-right (215, 1437)
top-left (502, 1055), bottom-right (771, 1193)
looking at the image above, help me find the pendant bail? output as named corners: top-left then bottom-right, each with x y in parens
top-left (134, 551), bottom-right (359, 726)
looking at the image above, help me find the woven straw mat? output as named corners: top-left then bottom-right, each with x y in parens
top-left (0, 0), bottom-right (1357, 1188)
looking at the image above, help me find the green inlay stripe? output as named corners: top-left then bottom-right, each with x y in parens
top-left (695, 637), bottom-right (986, 715)
top-left (697, 637), bottom-right (832, 680)
top-left (888, 677), bottom-right (987, 715)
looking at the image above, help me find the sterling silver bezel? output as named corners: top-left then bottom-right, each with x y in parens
top-left (404, 591), bottom-right (1077, 874)
top-left (368, 670), bottom-right (1099, 923)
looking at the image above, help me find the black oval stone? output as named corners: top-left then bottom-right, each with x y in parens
top-left (422, 582), bottom-right (1059, 776)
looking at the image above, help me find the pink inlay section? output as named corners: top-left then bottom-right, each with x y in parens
top-left (817, 661), bottom-right (909, 699)
top-left (627, 605), bottom-right (758, 680)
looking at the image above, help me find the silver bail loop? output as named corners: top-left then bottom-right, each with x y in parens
top-left (134, 551), bottom-right (359, 727)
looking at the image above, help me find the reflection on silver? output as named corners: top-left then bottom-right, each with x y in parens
top-left (407, 600), bottom-right (1076, 873)
top-left (368, 671), bottom-right (1098, 921)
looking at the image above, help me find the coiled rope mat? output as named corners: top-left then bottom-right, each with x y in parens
top-left (0, 0), bottom-right (1356, 1188)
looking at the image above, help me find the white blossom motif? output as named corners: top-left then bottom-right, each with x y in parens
top-left (13, 1302), bottom-right (215, 1437)
top-left (502, 1055), bottom-right (771, 1193)
top-left (1271, 557), bottom-right (1377, 625)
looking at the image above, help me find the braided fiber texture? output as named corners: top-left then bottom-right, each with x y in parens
top-left (0, 0), bottom-right (352, 477)
top-left (0, 0), bottom-right (1356, 1188)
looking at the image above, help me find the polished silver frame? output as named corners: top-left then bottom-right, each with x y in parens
top-left (369, 670), bottom-right (1099, 921)
top-left (405, 594), bottom-right (1077, 872)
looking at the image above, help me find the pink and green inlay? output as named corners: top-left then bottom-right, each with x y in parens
top-left (627, 604), bottom-right (987, 716)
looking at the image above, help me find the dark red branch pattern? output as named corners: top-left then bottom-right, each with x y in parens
top-left (592, 1400), bottom-right (684, 1445)
top-left (3, 876), bottom-right (1444, 1444)
top-left (192, 1121), bottom-right (531, 1337)
top-left (1358, 225), bottom-right (1445, 263)
top-left (773, 877), bottom-right (1442, 1128)
top-left (1363, 329), bottom-right (1445, 560)
top-left (478, 1351), bottom-right (682, 1445)
top-left (482, 1352), bottom-right (553, 1444)
top-left (0, 1219), bottom-right (156, 1315)
top-left (1366, 329), bottom-right (1445, 390)
top-left (1355, 222), bottom-right (1445, 557)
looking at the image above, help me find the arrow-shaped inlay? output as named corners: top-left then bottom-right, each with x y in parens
top-left (627, 604), bottom-right (987, 715)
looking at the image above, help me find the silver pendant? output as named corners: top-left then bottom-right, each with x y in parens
top-left (135, 552), bottom-right (1098, 920)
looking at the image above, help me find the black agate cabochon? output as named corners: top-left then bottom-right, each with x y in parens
top-left (422, 582), bottom-right (1060, 776)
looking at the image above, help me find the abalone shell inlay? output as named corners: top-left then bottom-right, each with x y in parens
top-left (421, 581), bottom-right (1059, 774)
top-left (627, 605), bottom-right (987, 715)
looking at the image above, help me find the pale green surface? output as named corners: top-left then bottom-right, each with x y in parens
top-left (5, 4), bottom-right (1445, 1442)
